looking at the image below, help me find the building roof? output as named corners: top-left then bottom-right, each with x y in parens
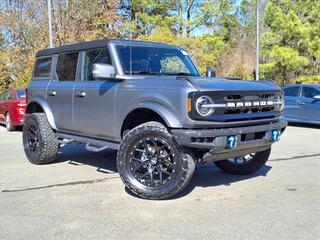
top-left (36, 39), bottom-right (175, 57)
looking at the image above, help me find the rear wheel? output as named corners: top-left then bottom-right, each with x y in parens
top-left (5, 113), bottom-right (15, 131)
top-left (214, 148), bottom-right (271, 175)
top-left (117, 122), bottom-right (195, 200)
top-left (23, 113), bottom-right (58, 164)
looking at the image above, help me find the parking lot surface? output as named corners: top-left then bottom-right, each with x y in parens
top-left (0, 125), bottom-right (319, 240)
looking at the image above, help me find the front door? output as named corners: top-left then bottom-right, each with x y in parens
top-left (46, 52), bottom-right (79, 131)
top-left (73, 48), bottom-right (117, 140)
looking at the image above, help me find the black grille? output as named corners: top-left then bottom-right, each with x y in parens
top-left (214, 94), bottom-right (278, 115)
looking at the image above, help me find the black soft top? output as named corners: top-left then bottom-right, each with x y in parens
top-left (36, 39), bottom-right (175, 57)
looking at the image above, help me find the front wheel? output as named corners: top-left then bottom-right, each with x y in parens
top-left (117, 122), bottom-right (195, 200)
top-left (214, 148), bottom-right (271, 175)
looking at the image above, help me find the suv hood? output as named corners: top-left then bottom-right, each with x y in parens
top-left (189, 77), bottom-right (282, 93)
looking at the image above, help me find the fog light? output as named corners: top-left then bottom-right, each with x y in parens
top-left (227, 135), bottom-right (238, 149)
top-left (271, 130), bottom-right (281, 142)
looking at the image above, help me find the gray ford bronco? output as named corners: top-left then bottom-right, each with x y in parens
top-left (23, 39), bottom-right (287, 199)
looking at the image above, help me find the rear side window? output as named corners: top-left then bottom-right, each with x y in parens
top-left (56, 52), bottom-right (79, 81)
top-left (302, 87), bottom-right (319, 98)
top-left (34, 57), bottom-right (52, 78)
top-left (284, 87), bottom-right (300, 97)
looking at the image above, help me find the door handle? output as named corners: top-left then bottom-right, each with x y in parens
top-left (48, 90), bottom-right (56, 96)
top-left (297, 101), bottom-right (305, 105)
top-left (75, 91), bottom-right (86, 97)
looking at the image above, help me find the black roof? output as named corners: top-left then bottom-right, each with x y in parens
top-left (36, 39), bottom-right (111, 57)
top-left (36, 39), bottom-right (175, 57)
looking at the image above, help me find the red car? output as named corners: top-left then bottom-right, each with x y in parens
top-left (0, 88), bottom-right (27, 131)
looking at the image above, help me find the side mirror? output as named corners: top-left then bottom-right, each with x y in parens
top-left (92, 63), bottom-right (116, 79)
top-left (206, 68), bottom-right (216, 78)
top-left (313, 95), bottom-right (320, 100)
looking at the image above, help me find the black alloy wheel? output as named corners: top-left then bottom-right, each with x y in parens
top-left (128, 137), bottom-right (177, 187)
top-left (117, 121), bottom-right (196, 200)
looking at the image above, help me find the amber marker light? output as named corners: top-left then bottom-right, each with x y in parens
top-left (188, 97), bottom-right (192, 113)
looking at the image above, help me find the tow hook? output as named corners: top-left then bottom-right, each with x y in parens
top-left (227, 135), bottom-right (238, 149)
top-left (271, 130), bottom-right (281, 142)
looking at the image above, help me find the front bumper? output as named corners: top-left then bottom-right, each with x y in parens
top-left (171, 118), bottom-right (287, 163)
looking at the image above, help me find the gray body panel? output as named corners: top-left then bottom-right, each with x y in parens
top-left (46, 81), bottom-right (74, 131)
top-left (73, 80), bottom-right (117, 139)
top-left (114, 76), bottom-right (194, 140)
top-left (189, 78), bottom-right (281, 92)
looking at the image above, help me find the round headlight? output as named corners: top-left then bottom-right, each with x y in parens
top-left (196, 95), bottom-right (214, 117)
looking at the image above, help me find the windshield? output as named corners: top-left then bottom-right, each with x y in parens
top-left (116, 46), bottom-right (200, 76)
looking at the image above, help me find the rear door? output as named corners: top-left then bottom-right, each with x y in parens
top-left (73, 48), bottom-right (117, 139)
top-left (298, 86), bottom-right (320, 122)
top-left (46, 52), bottom-right (79, 131)
top-left (283, 86), bottom-right (301, 120)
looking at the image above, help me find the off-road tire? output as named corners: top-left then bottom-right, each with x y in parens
top-left (117, 121), bottom-right (195, 200)
top-left (5, 113), bottom-right (15, 131)
top-left (23, 113), bottom-right (58, 165)
top-left (214, 148), bottom-right (271, 175)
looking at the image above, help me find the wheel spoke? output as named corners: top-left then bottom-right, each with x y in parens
top-left (140, 171), bottom-right (149, 179)
top-left (161, 168), bottom-right (171, 176)
top-left (134, 162), bottom-right (145, 171)
top-left (28, 128), bottom-right (36, 137)
top-left (134, 149), bottom-right (146, 153)
top-left (149, 171), bottom-right (154, 186)
top-left (131, 157), bottom-right (144, 163)
top-left (156, 166), bottom-right (163, 184)
top-left (160, 153), bottom-right (172, 160)
top-left (162, 159), bottom-right (173, 166)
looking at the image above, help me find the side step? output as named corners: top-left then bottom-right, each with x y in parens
top-left (55, 132), bottom-right (120, 152)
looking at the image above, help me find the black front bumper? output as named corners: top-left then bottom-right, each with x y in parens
top-left (171, 119), bottom-right (287, 163)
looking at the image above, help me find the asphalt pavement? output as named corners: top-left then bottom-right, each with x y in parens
top-left (0, 125), bottom-right (319, 240)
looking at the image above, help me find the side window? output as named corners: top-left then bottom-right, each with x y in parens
top-left (302, 87), bottom-right (319, 98)
top-left (0, 91), bottom-right (7, 101)
top-left (284, 87), bottom-right (300, 97)
top-left (82, 48), bottom-right (112, 81)
top-left (56, 52), bottom-right (79, 81)
top-left (6, 91), bottom-right (13, 100)
top-left (34, 57), bottom-right (52, 78)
